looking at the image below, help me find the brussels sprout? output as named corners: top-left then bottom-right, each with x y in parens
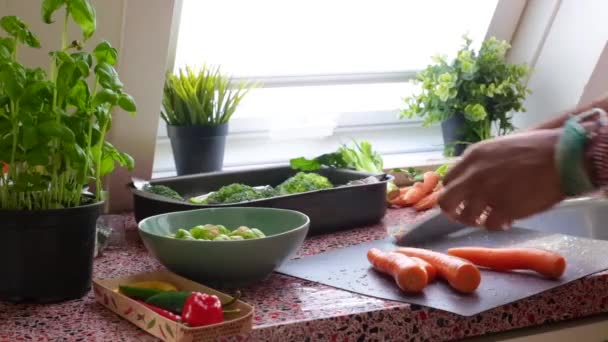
top-left (230, 226), bottom-right (257, 239)
top-left (174, 228), bottom-right (194, 240)
top-left (250, 228), bottom-right (266, 239)
top-left (229, 235), bottom-right (244, 241)
top-left (215, 225), bottom-right (231, 235)
top-left (213, 234), bottom-right (231, 241)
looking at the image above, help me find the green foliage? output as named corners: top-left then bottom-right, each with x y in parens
top-left (161, 65), bottom-right (257, 126)
top-left (0, 0), bottom-right (136, 210)
top-left (276, 172), bottom-right (333, 195)
top-left (400, 35), bottom-right (531, 151)
top-left (290, 140), bottom-right (383, 173)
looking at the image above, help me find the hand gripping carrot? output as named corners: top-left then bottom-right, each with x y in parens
top-left (394, 247), bottom-right (481, 293)
top-left (447, 247), bottom-right (566, 279)
top-left (410, 256), bottom-right (437, 282)
top-left (367, 248), bottom-right (428, 293)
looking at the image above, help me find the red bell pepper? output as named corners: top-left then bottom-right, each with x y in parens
top-left (181, 292), bottom-right (224, 327)
top-left (137, 300), bottom-right (182, 322)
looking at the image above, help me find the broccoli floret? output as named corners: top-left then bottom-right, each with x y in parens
top-left (143, 184), bottom-right (183, 201)
top-left (256, 186), bottom-right (279, 199)
top-left (204, 183), bottom-right (276, 204)
top-left (276, 172), bottom-right (333, 195)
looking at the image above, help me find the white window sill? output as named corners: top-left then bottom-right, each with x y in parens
top-left (152, 120), bottom-right (451, 179)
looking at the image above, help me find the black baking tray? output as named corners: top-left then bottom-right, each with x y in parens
top-left (130, 165), bottom-right (390, 235)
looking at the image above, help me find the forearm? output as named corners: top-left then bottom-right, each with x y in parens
top-left (531, 94), bottom-right (608, 130)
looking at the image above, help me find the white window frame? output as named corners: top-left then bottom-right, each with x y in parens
top-left (153, 0), bottom-right (528, 176)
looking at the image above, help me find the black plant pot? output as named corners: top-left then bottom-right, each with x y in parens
top-left (167, 124), bottom-right (229, 176)
top-left (441, 113), bottom-right (469, 156)
top-left (0, 200), bottom-right (104, 303)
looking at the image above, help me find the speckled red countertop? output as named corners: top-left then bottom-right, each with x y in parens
top-left (1, 208), bottom-right (608, 342)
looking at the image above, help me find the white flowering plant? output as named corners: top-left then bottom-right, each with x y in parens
top-left (400, 36), bottom-right (531, 152)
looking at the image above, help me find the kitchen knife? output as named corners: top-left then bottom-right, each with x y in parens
top-left (393, 208), bottom-right (468, 245)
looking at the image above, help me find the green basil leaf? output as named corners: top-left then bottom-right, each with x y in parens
top-left (99, 153), bottom-right (115, 177)
top-left (66, 143), bottom-right (87, 164)
top-left (118, 93), bottom-right (136, 115)
top-left (0, 38), bottom-right (14, 60)
top-left (27, 145), bottom-right (50, 166)
top-left (22, 126), bottom-right (38, 149)
top-left (38, 120), bottom-right (75, 142)
top-left (42, 0), bottom-right (66, 23)
top-left (69, 0), bottom-right (96, 41)
top-left (0, 147), bottom-right (11, 164)
top-left (0, 63), bottom-right (26, 101)
top-left (94, 62), bottom-right (123, 91)
top-left (71, 52), bottom-right (93, 68)
top-left (26, 67), bottom-right (47, 82)
top-left (55, 60), bottom-right (86, 105)
top-left (0, 16), bottom-right (41, 48)
top-left (22, 81), bottom-right (53, 109)
top-left (67, 79), bottom-right (89, 110)
top-left (51, 51), bottom-right (74, 64)
top-left (93, 40), bottom-right (117, 66)
top-left (93, 88), bottom-right (118, 107)
top-left (0, 95), bottom-right (9, 107)
top-left (118, 151), bottom-right (135, 170)
top-left (76, 60), bottom-right (90, 77)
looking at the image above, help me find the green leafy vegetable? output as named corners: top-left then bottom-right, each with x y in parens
top-left (290, 140), bottom-right (383, 173)
top-left (435, 164), bottom-right (450, 178)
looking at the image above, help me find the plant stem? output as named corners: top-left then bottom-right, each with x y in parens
top-left (94, 118), bottom-right (109, 202)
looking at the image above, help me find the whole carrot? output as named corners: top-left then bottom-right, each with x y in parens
top-left (410, 256), bottom-right (436, 282)
top-left (394, 247), bottom-right (481, 293)
top-left (420, 171), bottom-right (440, 194)
top-left (403, 182), bottom-right (426, 205)
top-left (414, 190), bottom-right (440, 211)
top-left (447, 247), bottom-right (566, 279)
top-left (367, 248), bottom-right (428, 293)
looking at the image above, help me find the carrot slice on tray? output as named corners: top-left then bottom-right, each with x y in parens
top-left (447, 247), bottom-right (566, 279)
top-left (394, 247), bottom-right (481, 293)
top-left (410, 256), bottom-right (437, 282)
top-left (367, 248), bottom-right (428, 293)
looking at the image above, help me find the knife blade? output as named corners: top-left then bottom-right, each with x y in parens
top-left (392, 208), bottom-right (468, 246)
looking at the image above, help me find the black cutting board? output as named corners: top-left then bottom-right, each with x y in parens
top-left (277, 227), bottom-right (608, 316)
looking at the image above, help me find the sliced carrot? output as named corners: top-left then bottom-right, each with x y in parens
top-left (367, 248), bottom-right (428, 293)
top-left (410, 256), bottom-right (436, 282)
top-left (394, 247), bottom-right (481, 293)
top-left (414, 190), bottom-right (440, 211)
top-left (447, 247), bottom-right (566, 279)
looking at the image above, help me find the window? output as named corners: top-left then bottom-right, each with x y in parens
top-left (154, 0), bottom-right (523, 176)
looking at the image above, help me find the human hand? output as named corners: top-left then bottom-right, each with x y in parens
top-left (439, 129), bottom-right (565, 230)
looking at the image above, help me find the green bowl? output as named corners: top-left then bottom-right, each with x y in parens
top-left (138, 207), bottom-right (309, 287)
